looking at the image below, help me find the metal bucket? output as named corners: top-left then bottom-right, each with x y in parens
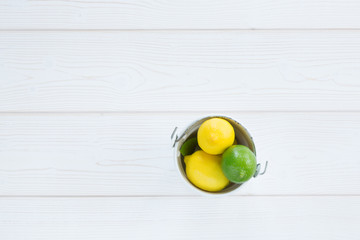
top-left (171, 115), bottom-right (268, 195)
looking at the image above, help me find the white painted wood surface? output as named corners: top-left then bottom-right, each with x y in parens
top-left (1, 1), bottom-right (360, 239)
top-left (1, 0), bottom-right (360, 29)
top-left (1, 31), bottom-right (360, 111)
top-left (1, 197), bottom-right (359, 240)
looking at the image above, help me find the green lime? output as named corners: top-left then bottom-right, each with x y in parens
top-left (221, 145), bottom-right (257, 183)
top-left (180, 137), bottom-right (198, 157)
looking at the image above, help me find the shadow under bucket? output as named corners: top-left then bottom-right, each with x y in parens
top-left (171, 115), bottom-right (267, 195)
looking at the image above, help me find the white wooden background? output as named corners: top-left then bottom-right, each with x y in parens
top-left (1, 1), bottom-right (360, 239)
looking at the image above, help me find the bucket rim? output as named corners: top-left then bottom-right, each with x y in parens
top-left (172, 115), bottom-right (257, 196)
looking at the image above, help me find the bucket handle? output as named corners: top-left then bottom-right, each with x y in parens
top-left (171, 126), bottom-right (268, 177)
top-left (253, 161), bottom-right (268, 178)
top-left (171, 126), bottom-right (179, 148)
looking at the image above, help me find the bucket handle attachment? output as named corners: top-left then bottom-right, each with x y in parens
top-left (253, 161), bottom-right (268, 178)
top-left (171, 127), bottom-right (179, 148)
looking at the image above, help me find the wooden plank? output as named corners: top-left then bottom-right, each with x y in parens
top-left (0, 112), bottom-right (359, 196)
top-left (1, 31), bottom-right (360, 112)
top-left (1, 197), bottom-right (359, 239)
top-left (1, 0), bottom-right (360, 29)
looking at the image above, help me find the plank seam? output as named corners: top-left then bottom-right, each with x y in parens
top-left (1, 195), bottom-right (359, 198)
top-left (2, 28), bottom-right (360, 32)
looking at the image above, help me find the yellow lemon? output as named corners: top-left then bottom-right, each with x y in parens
top-left (198, 118), bottom-right (235, 155)
top-left (184, 150), bottom-right (229, 192)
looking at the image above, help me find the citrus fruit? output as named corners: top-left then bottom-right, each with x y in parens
top-left (221, 145), bottom-right (257, 183)
top-left (184, 150), bottom-right (229, 192)
top-left (197, 118), bottom-right (235, 155)
top-left (180, 137), bottom-right (198, 157)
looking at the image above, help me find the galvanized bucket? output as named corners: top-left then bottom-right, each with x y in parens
top-left (171, 115), bottom-right (268, 195)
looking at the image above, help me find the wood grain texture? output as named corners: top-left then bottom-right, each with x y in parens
top-left (2, 0), bottom-right (360, 238)
top-left (1, 31), bottom-right (360, 112)
top-left (1, 112), bottom-right (359, 196)
top-left (1, 197), bottom-right (359, 240)
top-left (1, 0), bottom-right (360, 29)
